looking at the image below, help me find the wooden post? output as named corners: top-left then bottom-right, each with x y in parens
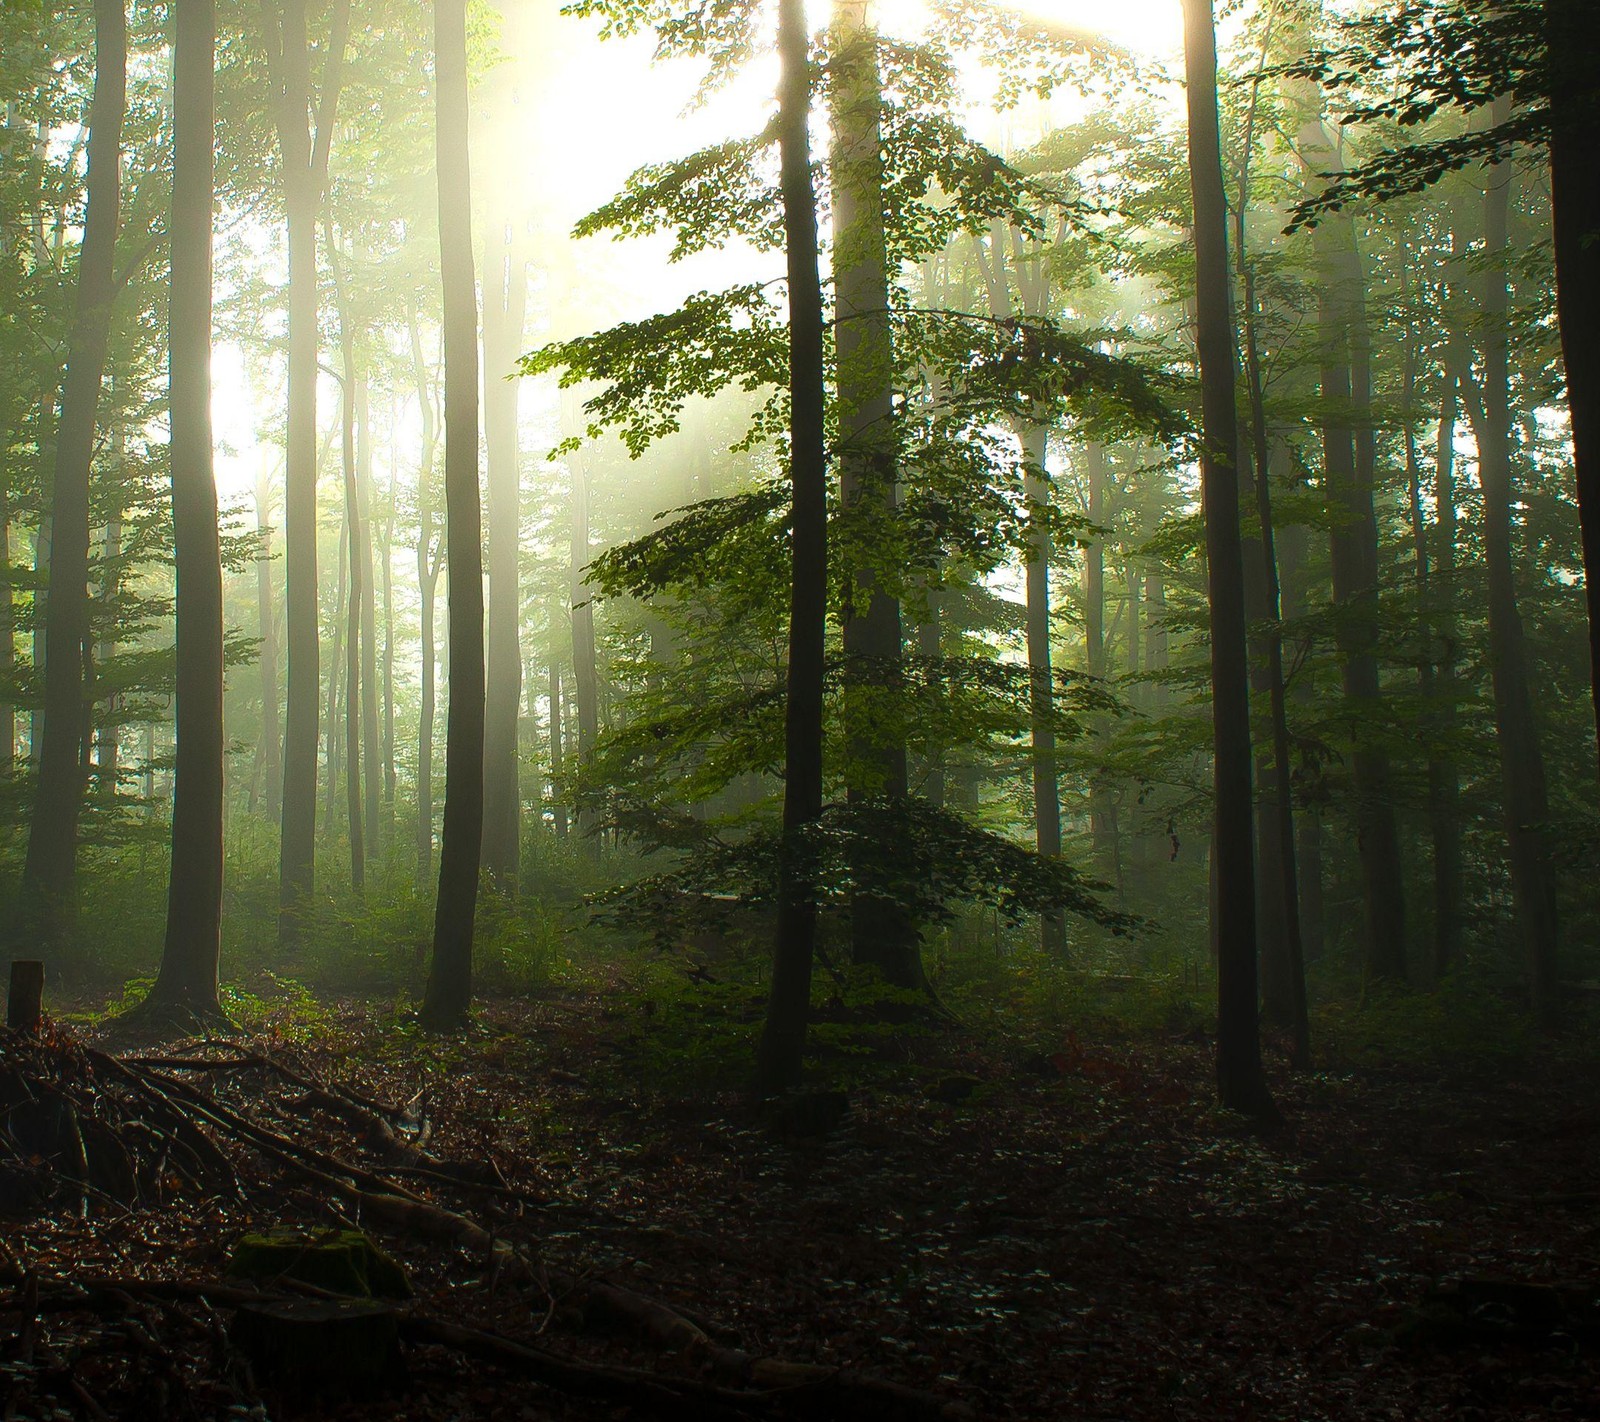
top-left (7, 959), bottom-right (43, 1032)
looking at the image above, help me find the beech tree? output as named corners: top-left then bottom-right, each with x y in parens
top-left (419, 0), bottom-right (485, 1031)
top-left (19, 0), bottom-right (125, 965)
top-left (149, 0), bottom-right (223, 1019)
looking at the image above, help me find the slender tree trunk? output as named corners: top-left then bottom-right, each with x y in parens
top-left (94, 427), bottom-right (123, 804)
top-left (548, 645), bottom-right (568, 838)
top-left (1429, 373), bottom-right (1463, 974)
top-left (421, 0), bottom-right (485, 1031)
top-left (482, 224), bottom-right (528, 891)
top-left (21, 0), bottom-right (125, 963)
top-left (1459, 136), bottom-right (1559, 1021)
top-left (256, 463), bottom-right (281, 821)
top-left (271, 0), bottom-right (350, 946)
top-left (151, 0), bottom-right (223, 1018)
top-left (1277, 519), bottom-right (1325, 963)
top-left (357, 370), bottom-right (380, 860)
top-left (330, 243), bottom-right (364, 890)
top-left (0, 470), bottom-right (13, 770)
top-left (382, 419), bottom-right (397, 815)
top-left (1182, 0), bottom-right (1274, 1118)
top-left (972, 227), bottom-right (1062, 949)
top-left (1237, 202), bottom-right (1308, 1064)
top-left (1298, 103), bottom-right (1408, 985)
top-left (829, 0), bottom-right (918, 984)
top-left (410, 305), bottom-right (440, 884)
top-left (917, 594), bottom-right (944, 806)
top-left (323, 503), bottom-right (347, 843)
top-left (1083, 442), bottom-right (1118, 871)
top-left (569, 464), bottom-right (599, 839)
top-left (757, 0), bottom-right (829, 1094)
top-left (1544, 0), bottom-right (1600, 777)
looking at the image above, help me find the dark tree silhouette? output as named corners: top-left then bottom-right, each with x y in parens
top-left (1182, 0), bottom-right (1274, 1119)
top-left (150, 0), bottom-right (224, 1020)
top-left (757, 0), bottom-right (829, 1094)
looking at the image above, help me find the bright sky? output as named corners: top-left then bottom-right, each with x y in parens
top-left (1016, 0), bottom-right (1184, 55)
top-left (211, 0), bottom-right (1185, 514)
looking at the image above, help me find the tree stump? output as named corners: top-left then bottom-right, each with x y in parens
top-left (6, 961), bottom-right (43, 1033)
top-left (227, 1228), bottom-right (411, 1299)
top-left (230, 1298), bottom-right (401, 1391)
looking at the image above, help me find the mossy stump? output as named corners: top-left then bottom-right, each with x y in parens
top-left (227, 1228), bottom-right (412, 1299)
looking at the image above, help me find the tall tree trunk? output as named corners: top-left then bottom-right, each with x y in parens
top-left (357, 370), bottom-right (380, 860)
top-left (323, 502), bottom-right (347, 844)
top-left (421, 0), bottom-right (485, 1031)
top-left (1083, 442), bottom-right (1118, 871)
top-left (1298, 103), bottom-right (1408, 985)
top-left (548, 644), bottom-right (567, 838)
top-left (94, 426), bottom-right (123, 803)
top-left (255, 463), bottom-right (282, 821)
top-left (151, 0), bottom-right (224, 1018)
top-left (569, 464), bottom-right (599, 839)
top-left (21, 0), bottom-right (125, 963)
top-left (382, 418), bottom-right (397, 815)
top-left (1428, 373), bottom-right (1463, 975)
top-left (829, 0), bottom-right (918, 985)
top-left (482, 224), bottom-right (528, 891)
top-left (269, 0), bottom-right (350, 947)
top-left (1182, 0), bottom-right (1274, 1118)
top-left (916, 593), bottom-right (944, 806)
top-left (1544, 0), bottom-right (1600, 776)
top-left (1458, 135), bottom-right (1559, 1021)
top-left (409, 305), bottom-right (440, 884)
top-left (330, 238), bottom-right (364, 890)
top-left (0, 468), bottom-right (13, 770)
top-left (1024, 426), bottom-right (1065, 955)
top-left (1277, 519), bottom-right (1326, 964)
top-left (757, 0), bottom-right (828, 1094)
top-left (1236, 131), bottom-right (1308, 1065)
top-left (971, 226), bottom-right (1062, 950)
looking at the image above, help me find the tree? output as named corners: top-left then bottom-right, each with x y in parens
top-left (149, 0), bottom-right (224, 1020)
top-left (420, 0), bottom-right (485, 1031)
top-left (481, 220), bottom-right (530, 892)
top-left (1181, 0), bottom-right (1274, 1119)
top-left (263, 0), bottom-right (351, 946)
top-left (20, 0), bottom-right (126, 966)
top-left (755, 0), bottom-right (830, 1093)
top-left (830, 0), bottom-right (920, 987)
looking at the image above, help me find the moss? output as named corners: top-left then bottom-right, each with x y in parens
top-left (227, 1228), bottom-right (412, 1299)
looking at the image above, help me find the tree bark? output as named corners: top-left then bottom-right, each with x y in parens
top-left (358, 370), bottom-right (380, 859)
top-left (830, 0), bottom-right (919, 985)
top-left (152, 0), bottom-right (224, 1018)
top-left (1428, 372), bottom-right (1463, 975)
top-left (1544, 0), bottom-right (1600, 778)
top-left (569, 464), bottom-right (599, 840)
top-left (21, 0), bottom-right (125, 963)
top-left (548, 645), bottom-right (568, 838)
top-left (757, 0), bottom-right (828, 1094)
top-left (1182, 0), bottom-right (1274, 1118)
top-left (1457, 135), bottom-right (1559, 1022)
top-left (421, 0), bottom-right (485, 1031)
top-left (1297, 103), bottom-right (1408, 985)
top-left (481, 223), bottom-right (528, 891)
top-left (255, 463), bottom-right (282, 822)
top-left (409, 305), bottom-right (441, 884)
top-left (330, 234), bottom-right (364, 891)
top-left (270, 0), bottom-right (350, 947)
top-left (1236, 139), bottom-right (1308, 1065)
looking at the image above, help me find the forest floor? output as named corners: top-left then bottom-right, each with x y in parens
top-left (4, 972), bottom-right (1599, 1420)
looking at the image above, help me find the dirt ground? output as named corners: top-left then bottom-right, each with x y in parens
top-left (3, 984), bottom-right (1598, 1419)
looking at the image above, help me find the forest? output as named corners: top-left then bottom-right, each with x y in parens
top-left (1, 0), bottom-right (1598, 1417)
